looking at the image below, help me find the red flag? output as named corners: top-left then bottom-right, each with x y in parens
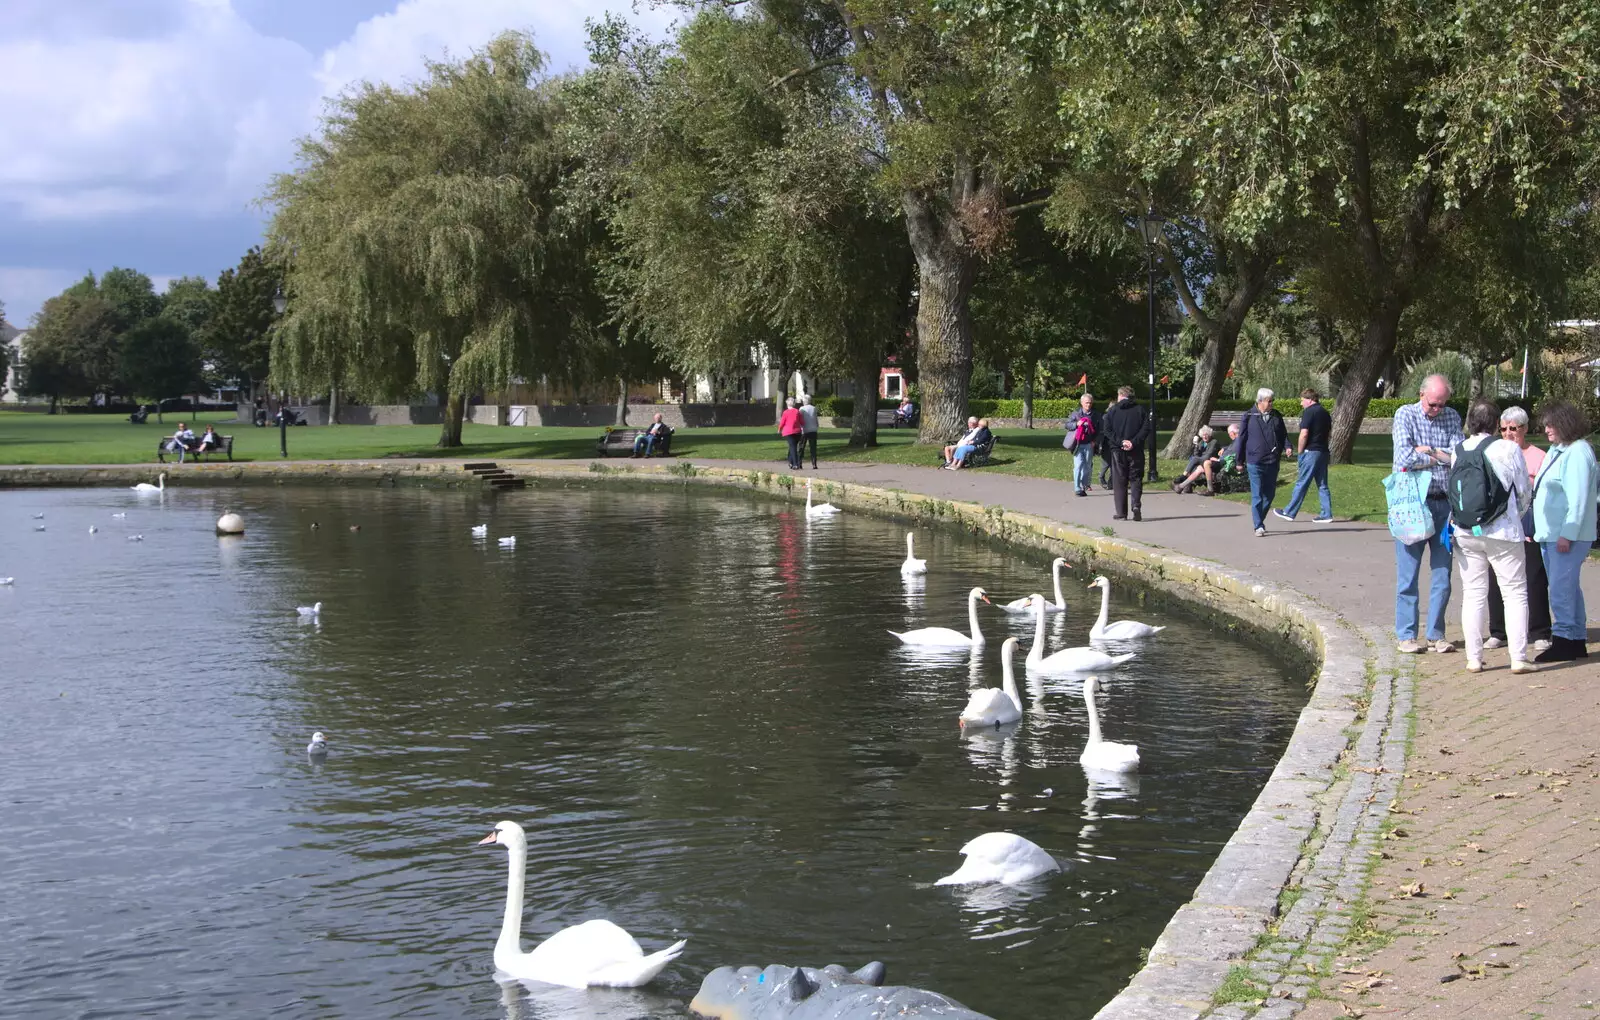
top-left (1076, 374), bottom-right (1087, 386)
top-left (1160, 375), bottom-right (1170, 385)
top-left (1225, 368), bottom-right (1234, 378)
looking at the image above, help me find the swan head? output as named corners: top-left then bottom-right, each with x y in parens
top-left (477, 819), bottom-right (526, 848)
top-left (310, 731), bottom-right (326, 742)
top-left (1084, 676), bottom-right (1101, 696)
top-left (1053, 557), bottom-right (1070, 570)
top-left (1087, 575), bottom-right (1109, 590)
top-left (969, 587), bottom-right (991, 604)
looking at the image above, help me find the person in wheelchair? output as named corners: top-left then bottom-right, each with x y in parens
top-left (1172, 423), bottom-right (1240, 495)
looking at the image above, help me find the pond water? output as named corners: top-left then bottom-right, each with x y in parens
top-left (0, 483), bottom-right (1308, 1020)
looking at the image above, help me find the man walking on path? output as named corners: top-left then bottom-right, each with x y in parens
top-left (1064, 392), bottom-right (1102, 497)
top-left (1103, 385), bottom-right (1152, 522)
top-left (798, 395), bottom-right (820, 469)
top-left (1237, 388), bottom-right (1289, 536)
top-left (1273, 388), bottom-right (1335, 523)
top-left (1392, 373), bottom-right (1464, 654)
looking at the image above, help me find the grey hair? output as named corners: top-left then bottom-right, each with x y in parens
top-left (1420, 373), bottom-right (1453, 397)
top-left (785, 397), bottom-right (797, 408)
top-left (1255, 387), bottom-right (1275, 402)
top-left (1500, 406), bottom-right (1529, 426)
top-left (1228, 423), bottom-right (1241, 435)
top-left (1198, 425), bottom-right (1214, 439)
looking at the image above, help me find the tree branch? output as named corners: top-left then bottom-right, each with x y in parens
top-left (768, 56), bottom-right (849, 91)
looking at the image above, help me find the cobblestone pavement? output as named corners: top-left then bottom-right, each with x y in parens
top-left (1295, 650), bottom-right (1600, 1020)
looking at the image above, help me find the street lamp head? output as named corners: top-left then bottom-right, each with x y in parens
top-left (272, 287), bottom-right (287, 315)
top-left (1139, 209), bottom-right (1166, 246)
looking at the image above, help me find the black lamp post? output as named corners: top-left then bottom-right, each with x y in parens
top-left (1139, 209), bottom-right (1166, 481)
top-left (272, 287), bottom-right (288, 458)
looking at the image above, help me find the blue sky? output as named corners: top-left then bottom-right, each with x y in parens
top-left (0, 0), bottom-right (679, 326)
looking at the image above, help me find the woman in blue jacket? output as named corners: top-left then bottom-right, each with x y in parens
top-left (1532, 400), bottom-right (1598, 662)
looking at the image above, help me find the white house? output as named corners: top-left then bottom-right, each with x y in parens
top-left (1, 323), bottom-right (23, 403)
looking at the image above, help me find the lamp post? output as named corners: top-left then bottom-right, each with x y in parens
top-left (272, 287), bottom-right (288, 458)
top-left (1139, 210), bottom-right (1166, 481)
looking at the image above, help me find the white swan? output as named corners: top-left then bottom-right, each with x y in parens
top-left (297, 601), bottom-right (322, 617)
top-left (498, 536), bottom-right (517, 548)
top-left (805, 479), bottom-right (841, 517)
top-left (471, 524), bottom-right (488, 538)
top-left (899, 532), bottom-right (927, 575)
top-left (1087, 576), bottom-right (1166, 640)
top-left (132, 473), bottom-right (166, 493)
top-left (307, 732), bottom-right (328, 757)
top-left (934, 831), bottom-right (1059, 886)
top-left (30, 513), bottom-right (43, 520)
top-left (889, 587), bottom-right (990, 648)
top-left (1001, 557), bottom-right (1071, 614)
top-left (959, 637), bottom-right (1023, 728)
top-left (0, 577), bottom-right (14, 586)
top-left (1026, 595), bottom-right (1135, 673)
top-left (126, 534), bottom-right (143, 541)
top-left (478, 820), bottom-right (686, 987)
top-left (112, 512), bottom-right (127, 519)
top-left (88, 526), bottom-right (98, 534)
top-left (1079, 677), bottom-right (1140, 772)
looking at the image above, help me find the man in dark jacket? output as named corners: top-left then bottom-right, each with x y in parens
top-left (1237, 387), bottom-right (1290, 535)
top-left (1103, 385), bottom-right (1153, 521)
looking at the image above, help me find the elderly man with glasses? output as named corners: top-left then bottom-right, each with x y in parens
top-left (1392, 374), bottom-right (1464, 654)
top-left (1483, 406), bottom-right (1552, 654)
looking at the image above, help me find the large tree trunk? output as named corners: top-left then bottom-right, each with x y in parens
top-left (848, 348), bottom-right (880, 448)
top-left (1020, 359), bottom-right (1036, 429)
top-left (438, 392), bottom-right (466, 448)
top-left (1328, 300), bottom-right (1404, 462)
top-left (905, 190), bottom-right (978, 445)
top-left (329, 382), bottom-right (340, 425)
top-left (614, 376), bottom-right (628, 426)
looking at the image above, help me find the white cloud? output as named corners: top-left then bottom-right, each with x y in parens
top-left (0, 268), bottom-right (88, 325)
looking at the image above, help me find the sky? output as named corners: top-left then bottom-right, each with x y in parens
top-left (0, 0), bottom-right (681, 326)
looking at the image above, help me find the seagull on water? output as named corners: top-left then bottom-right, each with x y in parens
top-left (297, 602), bottom-right (322, 617)
top-left (307, 732), bottom-right (329, 757)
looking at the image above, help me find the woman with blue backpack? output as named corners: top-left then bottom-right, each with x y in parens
top-left (1447, 400), bottom-right (1535, 674)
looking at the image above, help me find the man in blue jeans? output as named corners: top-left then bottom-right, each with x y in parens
top-left (1273, 388), bottom-right (1335, 523)
top-left (1390, 374), bottom-right (1464, 654)
top-left (1236, 388), bottom-right (1289, 536)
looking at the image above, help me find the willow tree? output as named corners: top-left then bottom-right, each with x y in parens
top-left (267, 34), bottom-right (571, 446)
top-left (565, 12), bottom-right (912, 445)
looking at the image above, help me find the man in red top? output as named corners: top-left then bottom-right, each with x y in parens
top-left (778, 397), bottom-right (804, 469)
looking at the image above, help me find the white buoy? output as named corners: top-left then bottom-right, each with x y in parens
top-left (216, 512), bottom-right (245, 535)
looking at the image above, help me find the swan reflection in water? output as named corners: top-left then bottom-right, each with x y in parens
top-left (900, 569), bottom-right (925, 613)
top-left (1078, 767), bottom-right (1142, 857)
top-left (497, 977), bottom-right (677, 1020)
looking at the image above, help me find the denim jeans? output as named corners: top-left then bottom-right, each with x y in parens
top-left (1282, 450), bottom-right (1332, 518)
top-left (784, 433), bottom-right (801, 468)
top-left (1395, 497), bottom-right (1453, 642)
top-left (1073, 445), bottom-right (1094, 491)
top-left (632, 434), bottom-right (657, 456)
top-left (1540, 539), bottom-right (1593, 641)
top-left (1245, 461), bottom-right (1279, 529)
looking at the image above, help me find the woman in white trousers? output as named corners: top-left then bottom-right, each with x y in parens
top-left (1452, 400), bottom-right (1536, 673)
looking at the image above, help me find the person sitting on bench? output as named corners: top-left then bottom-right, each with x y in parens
top-left (946, 418), bottom-right (992, 470)
top-left (197, 425), bottom-right (224, 454)
top-left (894, 398), bottom-right (916, 426)
top-left (632, 414), bottom-right (671, 457)
top-left (1172, 423), bottom-right (1240, 494)
top-left (166, 423), bottom-right (198, 462)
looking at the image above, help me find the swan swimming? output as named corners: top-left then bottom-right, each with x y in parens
top-left (307, 732), bottom-right (328, 757)
top-left (934, 831), bottom-right (1060, 886)
top-left (889, 587), bottom-right (990, 648)
top-left (804, 479), bottom-right (841, 517)
top-left (126, 534), bottom-right (143, 541)
top-left (297, 601), bottom-right (322, 617)
top-left (471, 524), bottom-right (488, 538)
top-left (1001, 557), bottom-right (1071, 614)
top-left (899, 532), bottom-right (927, 575)
top-left (959, 637), bottom-right (1023, 728)
top-left (1079, 677), bottom-right (1140, 772)
top-left (30, 513), bottom-right (43, 520)
top-left (1025, 595), bottom-right (1135, 673)
top-left (0, 577), bottom-right (14, 586)
top-left (498, 536), bottom-right (516, 548)
top-left (112, 513), bottom-right (127, 519)
top-left (1087, 576), bottom-right (1165, 640)
top-left (478, 820), bottom-right (687, 987)
top-left (131, 473), bottom-right (166, 494)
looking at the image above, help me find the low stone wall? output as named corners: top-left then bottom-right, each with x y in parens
top-left (293, 404), bottom-right (444, 426)
top-left (507, 402), bottom-right (776, 428)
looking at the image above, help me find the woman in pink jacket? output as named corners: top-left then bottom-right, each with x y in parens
top-left (778, 397), bottom-right (804, 469)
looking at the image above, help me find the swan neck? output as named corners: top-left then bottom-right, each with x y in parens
top-left (1052, 562), bottom-right (1065, 608)
top-left (1095, 583), bottom-right (1110, 632)
top-left (1084, 686), bottom-right (1103, 746)
top-left (968, 591), bottom-right (983, 643)
top-left (906, 533), bottom-right (915, 556)
top-left (1001, 646), bottom-right (1020, 709)
top-left (498, 839), bottom-right (526, 955)
top-left (1028, 599), bottom-right (1045, 663)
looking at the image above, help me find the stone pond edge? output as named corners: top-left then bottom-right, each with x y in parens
top-left (1, 459), bottom-right (1393, 1019)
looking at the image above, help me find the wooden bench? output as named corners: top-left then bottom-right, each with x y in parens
top-left (876, 407), bottom-right (919, 429)
top-left (939, 434), bottom-right (998, 468)
top-left (597, 426), bottom-right (674, 457)
top-left (1207, 410), bottom-right (1246, 429)
top-left (157, 435), bottom-right (234, 463)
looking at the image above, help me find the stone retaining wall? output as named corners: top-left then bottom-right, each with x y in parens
top-left (505, 403), bottom-right (777, 428)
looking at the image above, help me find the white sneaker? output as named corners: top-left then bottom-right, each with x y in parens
top-left (1482, 637), bottom-right (1506, 649)
top-left (1466, 660), bottom-right (1483, 673)
top-left (1533, 638), bottom-right (1553, 652)
top-left (1255, 527), bottom-right (1266, 537)
top-left (1511, 660), bottom-right (1540, 674)
top-left (1431, 639), bottom-right (1456, 653)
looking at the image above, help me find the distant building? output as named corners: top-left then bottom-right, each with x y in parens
top-left (1, 322), bottom-right (23, 403)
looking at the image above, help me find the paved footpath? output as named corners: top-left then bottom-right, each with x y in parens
top-left (670, 458), bottom-right (1600, 1018)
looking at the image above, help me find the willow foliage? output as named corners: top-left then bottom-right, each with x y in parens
top-left (267, 33), bottom-right (574, 445)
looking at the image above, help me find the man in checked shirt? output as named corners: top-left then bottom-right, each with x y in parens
top-left (1392, 373), bottom-right (1465, 654)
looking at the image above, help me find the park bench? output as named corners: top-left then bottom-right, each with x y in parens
top-left (597, 426), bottom-right (674, 458)
top-left (937, 434), bottom-right (998, 468)
top-left (1207, 410), bottom-right (1246, 430)
top-left (157, 435), bottom-right (234, 463)
top-left (876, 407), bottom-right (919, 429)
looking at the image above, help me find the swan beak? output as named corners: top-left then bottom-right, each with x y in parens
top-left (476, 831), bottom-right (500, 846)
top-left (979, 595), bottom-right (991, 604)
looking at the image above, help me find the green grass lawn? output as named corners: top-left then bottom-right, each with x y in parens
top-left (0, 411), bottom-right (1397, 520)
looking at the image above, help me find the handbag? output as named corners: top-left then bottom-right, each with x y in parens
top-left (1063, 430), bottom-right (1078, 452)
top-left (1383, 469), bottom-right (1436, 544)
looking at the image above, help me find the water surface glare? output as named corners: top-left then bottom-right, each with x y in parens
top-left (0, 485), bottom-right (1308, 1019)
